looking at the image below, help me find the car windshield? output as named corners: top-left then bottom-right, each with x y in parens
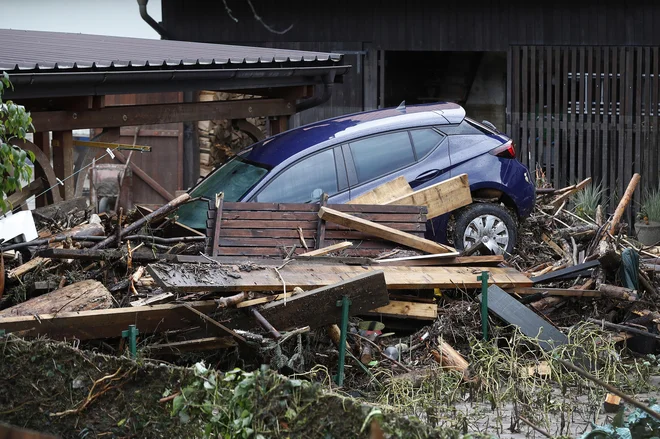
top-left (176, 156), bottom-right (270, 229)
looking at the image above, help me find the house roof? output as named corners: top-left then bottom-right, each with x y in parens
top-left (0, 29), bottom-right (348, 99)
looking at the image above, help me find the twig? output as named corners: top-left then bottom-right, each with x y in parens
top-left (519, 415), bottom-right (553, 438)
top-left (159, 391), bottom-right (181, 403)
top-left (354, 333), bottom-right (411, 372)
top-left (273, 266), bottom-right (287, 305)
top-left (221, 0), bottom-right (239, 22)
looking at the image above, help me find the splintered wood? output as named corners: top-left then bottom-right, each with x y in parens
top-left (147, 262), bottom-right (532, 293)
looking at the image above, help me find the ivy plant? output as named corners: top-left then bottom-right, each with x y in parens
top-left (0, 72), bottom-right (35, 213)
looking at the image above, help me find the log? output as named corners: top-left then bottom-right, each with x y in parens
top-left (530, 296), bottom-right (564, 312)
top-left (0, 280), bottom-right (112, 317)
top-left (431, 338), bottom-right (469, 376)
top-left (327, 324), bottom-right (353, 352)
top-left (553, 224), bottom-right (598, 240)
top-left (598, 284), bottom-right (638, 301)
top-left (215, 291), bottom-right (248, 308)
top-left (92, 192), bottom-right (191, 249)
top-left (608, 173), bottom-right (641, 236)
top-left (598, 240), bottom-right (621, 271)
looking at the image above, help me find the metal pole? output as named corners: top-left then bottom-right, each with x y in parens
top-left (335, 296), bottom-right (351, 386)
top-left (122, 324), bottom-right (139, 358)
top-left (478, 271), bottom-right (489, 341)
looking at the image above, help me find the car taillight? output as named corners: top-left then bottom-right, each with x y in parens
top-left (489, 140), bottom-right (516, 158)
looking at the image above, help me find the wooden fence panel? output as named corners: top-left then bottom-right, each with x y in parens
top-left (509, 45), bottom-right (660, 219)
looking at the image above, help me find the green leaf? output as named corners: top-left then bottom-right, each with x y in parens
top-left (171, 394), bottom-right (185, 416)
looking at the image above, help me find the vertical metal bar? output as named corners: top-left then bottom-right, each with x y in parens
top-left (122, 324), bottom-right (139, 358)
top-left (335, 296), bottom-right (351, 386)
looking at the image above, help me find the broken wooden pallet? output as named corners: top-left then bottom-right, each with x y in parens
top-left (205, 201), bottom-right (429, 258)
top-left (147, 263), bottom-right (532, 293)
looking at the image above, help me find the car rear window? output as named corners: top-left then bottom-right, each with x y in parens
top-left (410, 129), bottom-right (445, 159)
top-left (349, 131), bottom-right (415, 183)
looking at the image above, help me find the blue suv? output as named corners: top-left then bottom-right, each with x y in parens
top-left (177, 103), bottom-right (536, 255)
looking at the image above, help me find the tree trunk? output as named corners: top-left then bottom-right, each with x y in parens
top-left (431, 339), bottom-right (469, 376)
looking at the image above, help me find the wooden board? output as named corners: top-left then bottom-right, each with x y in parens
top-left (388, 174), bottom-right (472, 219)
top-left (318, 206), bottom-right (454, 254)
top-left (298, 241), bottom-right (353, 257)
top-left (0, 300), bottom-right (218, 340)
top-left (365, 300), bottom-right (437, 320)
top-left (237, 271), bottom-right (390, 331)
top-left (479, 285), bottom-right (568, 351)
top-left (347, 176), bottom-right (413, 205)
top-left (147, 263), bottom-right (532, 293)
top-left (0, 280), bottom-right (112, 317)
top-left (506, 287), bottom-right (601, 298)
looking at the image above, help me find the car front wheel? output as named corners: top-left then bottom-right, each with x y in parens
top-left (453, 203), bottom-right (517, 256)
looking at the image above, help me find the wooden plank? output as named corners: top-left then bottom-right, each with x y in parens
top-left (211, 193), bottom-right (224, 257)
top-left (479, 285), bottom-right (568, 351)
top-left (521, 46), bottom-right (529, 169)
top-left (602, 47), bottom-right (610, 196)
top-left (0, 300), bottom-right (218, 340)
top-left (347, 176), bottom-right (413, 205)
top-left (223, 202), bottom-right (426, 214)
top-left (505, 287), bottom-right (602, 298)
top-left (570, 47), bottom-right (578, 184)
top-left (146, 337), bottom-right (236, 354)
top-left (237, 272), bottom-right (390, 331)
top-left (585, 47), bottom-right (593, 179)
top-left (51, 130), bottom-right (75, 200)
top-left (129, 292), bottom-right (174, 307)
top-left (388, 174), bottom-right (472, 219)
top-left (299, 241), bottom-right (353, 257)
top-left (365, 300), bottom-right (437, 320)
top-left (643, 47), bottom-right (652, 192)
top-left (235, 292), bottom-right (295, 309)
top-left (538, 46), bottom-right (545, 178)
top-left (593, 46), bottom-right (601, 184)
top-left (577, 46), bottom-right (585, 181)
top-left (31, 98), bottom-right (295, 132)
top-left (553, 46), bottom-right (560, 187)
top-left (530, 47), bottom-right (537, 171)
top-left (374, 252), bottom-right (460, 263)
top-left (561, 47), bottom-right (569, 186)
top-left (0, 280), bottom-right (112, 317)
top-left (318, 206), bottom-right (455, 254)
top-left (113, 149), bottom-right (174, 201)
top-left (147, 263), bottom-right (532, 293)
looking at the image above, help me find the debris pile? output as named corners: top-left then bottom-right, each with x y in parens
top-left (1, 171), bottom-right (660, 438)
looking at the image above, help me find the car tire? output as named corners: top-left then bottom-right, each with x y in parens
top-left (453, 203), bottom-right (517, 256)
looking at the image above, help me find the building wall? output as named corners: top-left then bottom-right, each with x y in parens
top-left (162, 0), bottom-right (660, 49)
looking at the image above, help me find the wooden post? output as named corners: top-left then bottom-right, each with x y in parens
top-left (51, 130), bottom-right (75, 200)
top-left (269, 116), bottom-right (289, 135)
top-left (32, 131), bottom-right (51, 207)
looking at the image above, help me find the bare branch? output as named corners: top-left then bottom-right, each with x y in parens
top-left (245, 0), bottom-right (293, 35)
top-left (222, 0), bottom-right (239, 22)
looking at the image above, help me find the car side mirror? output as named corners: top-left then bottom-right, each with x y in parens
top-left (311, 188), bottom-right (323, 202)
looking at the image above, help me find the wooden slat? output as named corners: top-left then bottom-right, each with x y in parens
top-left (585, 47), bottom-right (593, 180)
top-left (531, 47), bottom-right (537, 171)
top-left (577, 46), bottom-right (585, 181)
top-left (553, 46), bottom-right (561, 187)
top-left (222, 202), bottom-right (426, 214)
top-left (570, 47), bottom-right (578, 184)
top-left (365, 300), bottom-right (437, 320)
top-left (643, 47), bottom-right (652, 192)
top-left (602, 47), bottom-right (610, 197)
top-left (180, 304), bottom-right (246, 343)
top-left (347, 176), bottom-right (413, 205)
top-left (318, 206), bottom-right (454, 254)
top-left (221, 211), bottom-right (426, 223)
top-left (619, 47), bottom-right (628, 205)
top-left (0, 300), bottom-right (218, 340)
top-left (506, 287), bottom-right (601, 297)
top-left (653, 48), bottom-right (659, 191)
top-left (220, 219), bottom-right (425, 233)
top-left (147, 263), bottom-right (533, 293)
top-left (538, 46), bottom-right (545, 178)
top-left (634, 48), bottom-right (643, 214)
top-left (299, 241), bottom-right (353, 257)
top-left (561, 47), bottom-right (569, 186)
top-left (593, 46), bottom-right (601, 184)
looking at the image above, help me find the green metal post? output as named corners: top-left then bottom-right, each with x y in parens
top-left (335, 296), bottom-right (351, 386)
top-left (478, 271), bottom-right (489, 341)
top-left (121, 324), bottom-right (139, 358)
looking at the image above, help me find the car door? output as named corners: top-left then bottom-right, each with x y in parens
top-left (345, 128), bottom-right (449, 199)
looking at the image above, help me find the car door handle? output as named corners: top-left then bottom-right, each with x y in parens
top-left (414, 169), bottom-right (441, 183)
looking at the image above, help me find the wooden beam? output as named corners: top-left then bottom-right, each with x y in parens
top-left (299, 241), bottom-right (353, 257)
top-left (1, 178), bottom-right (44, 214)
top-left (318, 206), bottom-right (456, 254)
top-left (506, 287), bottom-right (602, 297)
top-left (51, 131), bottom-right (75, 200)
top-left (145, 336), bottom-right (236, 354)
top-left (388, 174), bottom-right (472, 219)
top-left (147, 262), bottom-right (532, 293)
top-left (31, 98), bottom-right (296, 132)
top-left (348, 176), bottom-right (413, 205)
top-left (179, 304), bottom-right (246, 343)
top-left (365, 300), bottom-right (438, 320)
top-left (0, 300), bottom-right (218, 340)
top-left (233, 271), bottom-right (390, 331)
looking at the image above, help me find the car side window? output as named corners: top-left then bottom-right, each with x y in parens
top-left (410, 129), bottom-right (445, 159)
top-left (349, 131), bottom-right (415, 183)
top-left (255, 149), bottom-right (338, 203)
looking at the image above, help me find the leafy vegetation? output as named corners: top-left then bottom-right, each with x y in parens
top-left (0, 72), bottom-right (35, 213)
top-left (572, 182), bottom-right (607, 220)
top-left (638, 184), bottom-right (660, 223)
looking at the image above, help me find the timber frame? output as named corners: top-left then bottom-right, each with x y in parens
top-left (1, 29), bottom-right (348, 209)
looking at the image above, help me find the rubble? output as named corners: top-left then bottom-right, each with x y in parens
top-left (1, 171), bottom-right (660, 438)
